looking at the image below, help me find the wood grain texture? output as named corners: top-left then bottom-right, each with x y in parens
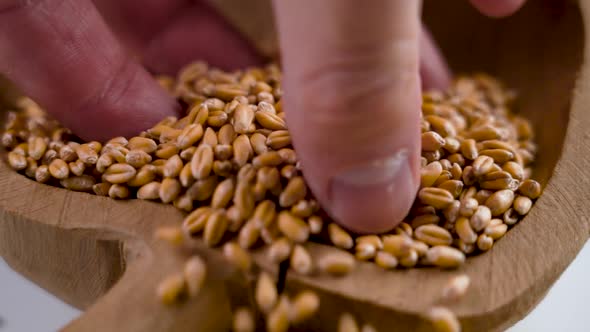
top-left (0, 1), bottom-right (589, 331)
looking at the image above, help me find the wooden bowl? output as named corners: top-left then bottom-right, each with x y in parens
top-left (1, 1), bottom-right (589, 331)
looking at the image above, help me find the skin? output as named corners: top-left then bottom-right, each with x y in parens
top-left (0, 0), bottom-right (525, 233)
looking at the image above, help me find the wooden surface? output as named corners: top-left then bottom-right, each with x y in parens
top-left (1, 1), bottom-right (590, 331)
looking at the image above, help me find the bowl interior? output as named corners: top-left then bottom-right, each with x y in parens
top-left (423, 0), bottom-right (584, 184)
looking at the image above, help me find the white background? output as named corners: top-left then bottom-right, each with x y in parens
top-left (1, 242), bottom-right (589, 332)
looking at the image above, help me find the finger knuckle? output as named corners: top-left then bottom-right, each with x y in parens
top-left (77, 58), bottom-right (141, 118)
top-left (294, 43), bottom-right (419, 122)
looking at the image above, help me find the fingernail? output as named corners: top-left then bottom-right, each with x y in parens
top-left (328, 149), bottom-right (416, 234)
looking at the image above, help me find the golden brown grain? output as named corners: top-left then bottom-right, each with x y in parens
top-left (360, 324), bottom-right (377, 332)
top-left (513, 195), bottom-right (533, 215)
top-left (410, 213), bottom-right (440, 228)
top-left (474, 189), bottom-right (494, 205)
top-left (184, 255), bottom-right (207, 297)
top-left (256, 272), bottom-right (278, 314)
top-left (268, 237), bottom-right (292, 263)
top-left (307, 215), bottom-right (323, 235)
top-left (278, 211), bottom-right (309, 243)
top-left (75, 144), bottom-right (99, 165)
top-left (267, 130), bottom-right (291, 150)
top-left (317, 249), bottom-right (356, 276)
top-left (418, 187), bottom-right (454, 209)
top-left (480, 148), bottom-right (514, 164)
top-left (210, 177), bottom-right (235, 209)
top-left (328, 223), bottom-right (354, 249)
top-left (190, 145), bottom-right (213, 180)
top-left (455, 217), bottom-right (477, 245)
top-left (3, 66), bottom-right (543, 278)
top-left (470, 205), bottom-right (492, 232)
top-left (502, 161), bottom-right (524, 181)
top-left (253, 151), bottom-right (283, 168)
top-left (375, 251), bottom-right (399, 269)
top-left (290, 290), bottom-right (320, 324)
top-left (60, 175), bottom-right (96, 191)
top-left (233, 307), bottom-right (255, 332)
top-left (154, 143), bottom-right (179, 159)
top-left (92, 182), bottom-right (111, 196)
top-left (278, 148), bottom-right (297, 165)
top-left (27, 136), bottom-right (47, 160)
top-left (137, 181), bottom-right (161, 200)
top-left (426, 306), bottom-right (461, 332)
top-left (33, 165), bottom-right (49, 183)
top-left (125, 137), bottom-right (157, 153)
top-left (233, 181), bottom-right (255, 219)
top-left (484, 219), bottom-right (508, 240)
top-left (102, 163), bottom-right (136, 184)
top-left (355, 241), bottom-right (377, 261)
top-left (503, 208), bottom-right (519, 225)
top-left (422, 131), bottom-right (445, 151)
top-left (180, 207), bottom-right (211, 235)
top-left (233, 134), bottom-right (252, 167)
top-left (518, 179), bottom-right (542, 199)
top-left (382, 234), bottom-right (413, 257)
top-left (426, 246), bottom-right (466, 268)
top-left (442, 200), bottom-right (461, 224)
top-left (414, 224), bottom-right (453, 246)
top-left (441, 274), bottom-right (470, 301)
top-left (222, 242), bottom-right (252, 272)
top-left (459, 197), bottom-right (478, 218)
top-left (484, 189), bottom-right (514, 216)
top-left (173, 194), bottom-right (193, 212)
top-left (203, 209), bottom-right (229, 247)
top-left (266, 305), bottom-right (289, 332)
top-left (159, 178), bottom-right (181, 203)
top-left (203, 127), bottom-right (219, 146)
top-left (477, 234), bottom-right (494, 251)
top-left (238, 219), bottom-right (260, 249)
top-left (58, 144), bottom-right (77, 162)
top-left (156, 273), bottom-right (186, 305)
top-left (124, 149), bottom-right (151, 168)
top-left (68, 159), bottom-right (85, 176)
top-left (108, 183), bottom-right (130, 199)
top-left (335, 313), bottom-right (359, 332)
top-left (291, 244), bottom-right (313, 275)
top-left (460, 138), bottom-right (478, 160)
top-left (154, 226), bottom-right (184, 246)
top-left (278, 176), bottom-right (306, 207)
top-left (255, 110), bottom-right (287, 130)
top-left (163, 155), bottom-right (183, 178)
top-left (421, 161), bottom-right (443, 188)
top-left (127, 165), bottom-right (156, 187)
top-left (187, 176), bottom-right (218, 201)
top-left (7, 151), bottom-right (27, 170)
top-left (249, 132), bottom-right (268, 155)
top-left (399, 249), bottom-right (419, 268)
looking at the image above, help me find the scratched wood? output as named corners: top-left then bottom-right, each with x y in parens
top-left (0, 1), bottom-right (589, 331)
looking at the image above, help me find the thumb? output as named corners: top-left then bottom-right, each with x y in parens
top-left (273, 0), bottom-right (422, 233)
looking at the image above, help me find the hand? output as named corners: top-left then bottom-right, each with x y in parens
top-left (0, 0), bottom-right (260, 140)
top-left (0, 0), bottom-right (525, 233)
top-left (272, 0), bottom-right (525, 233)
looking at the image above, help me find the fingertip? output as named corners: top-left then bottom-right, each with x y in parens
top-left (0, 0), bottom-right (180, 142)
top-left (470, 0), bottom-right (526, 18)
top-left (328, 150), bottom-right (420, 234)
top-left (66, 63), bottom-right (180, 142)
top-left (273, 0), bottom-right (423, 234)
